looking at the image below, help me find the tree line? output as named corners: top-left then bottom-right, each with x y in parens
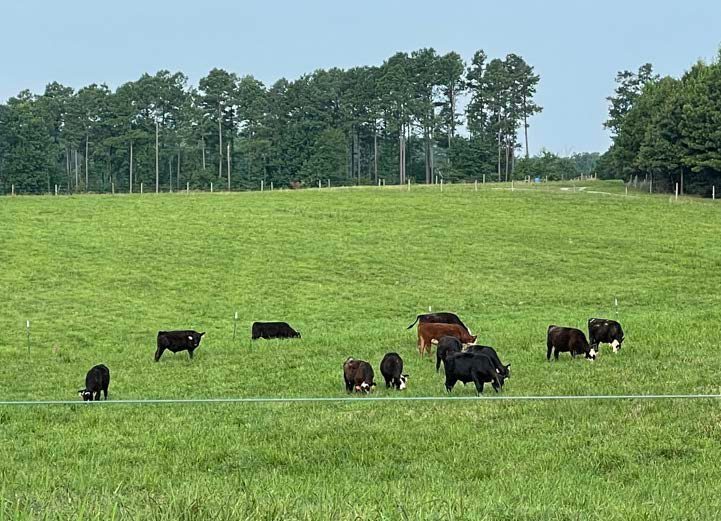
top-left (0, 49), bottom-right (543, 194)
top-left (598, 50), bottom-right (721, 196)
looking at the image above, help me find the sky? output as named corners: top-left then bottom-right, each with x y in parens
top-left (1, 0), bottom-right (719, 155)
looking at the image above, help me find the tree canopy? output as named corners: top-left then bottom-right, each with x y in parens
top-left (0, 49), bottom-right (543, 194)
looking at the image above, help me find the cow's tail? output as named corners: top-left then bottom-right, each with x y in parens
top-left (406, 315), bottom-right (421, 330)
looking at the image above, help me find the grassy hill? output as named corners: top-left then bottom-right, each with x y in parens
top-left (2, 181), bottom-right (721, 519)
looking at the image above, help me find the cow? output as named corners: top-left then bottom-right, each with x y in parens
top-left (443, 352), bottom-right (505, 394)
top-left (588, 318), bottom-right (625, 353)
top-left (435, 336), bottom-right (462, 372)
top-left (465, 345), bottom-right (511, 378)
top-left (251, 321), bottom-right (301, 340)
top-left (343, 357), bottom-right (376, 393)
top-left (407, 312), bottom-right (473, 335)
top-left (155, 330), bottom-right (205, 362)
top-left (78, 364), bottom-right (110, 401)
top-left (417, 322), bottom-right (477, 358)
top-left (546, 325), bottom-right (596, 361)
top-left (380, 352), bottom-right (409, 390)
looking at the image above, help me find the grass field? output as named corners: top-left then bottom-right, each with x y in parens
top-left (2, 181), bottom-right (721, 519)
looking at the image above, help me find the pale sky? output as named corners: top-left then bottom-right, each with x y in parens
top-left (1, 0), bottom-right (719, 155)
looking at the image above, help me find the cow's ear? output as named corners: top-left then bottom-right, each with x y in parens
top-left (200, 332), bottom-right (206, 337)
top-left (402, 374), bottom-right (409, 379)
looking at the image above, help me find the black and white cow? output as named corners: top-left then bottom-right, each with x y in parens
top-left (465, 345), bottom-right (511, 378)
top-left (443, 352), bottom-right (505, 394)
top-left (588, 318), bottom-right (625, 353)
top-left (78, 364), bottom-right (110, 401)
top-left (406, 312), bottom-right (473, 335)
top-left (435, 335), bottom-right (462, 372)
top-left (155, 330), bottom-right (205, 361)
top-left (343, 357), bottom-right (376, 393)
top-left (546, 325), bottom-right (596, 361)
top-left (380, 352), bottom-right (409, 390)
top-left (251, 321), bottom-right (301, 340)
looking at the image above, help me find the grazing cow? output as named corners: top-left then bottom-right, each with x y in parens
top-left (251, 321), bottom-right (301, 340)
top-left (78, 364), bottom-right (110, 401)
top-left (546, 325), bottom-right (596, 361)
top-left (417, 322), bottom-right (477, 358)
top-left (155, 330), bottom-right (205, 362)
top-left (435, 336), bottom-right (462, 372)
top-left (588, 318), bottom-right (625, 353)
top-left (380, 352), bottom-right (409, 390)
top-left (407, 312), bottom-right (473, 335)
top-left (443, 352), bottom-right (504, 394)
top-left (343, 358), bottom-right (376, 393)
top-left (465, 345), bottom-right (511, 378)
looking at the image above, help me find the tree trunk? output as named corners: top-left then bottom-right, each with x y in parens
top-left (169, 156), bottom-right (173, 192)
top-left (373, 129), bottom-right (378, 183)
top-left (129, 141), bottom-right (133, 194)
top-left (85, 133), bottom-right (89, 191)
top-left (155, 121), bottom-right (159, 193)
top-left (177, 149), bottom-right (181, 191)
top-left (227, 143), bottom-right (231, 190)
top-left (74, 149), bottom-right (79, 190)
top-left (218, 104), bottom-right (223, 179)
top-left (505, 141), bottom-right (510, 182)
top-left (496, 115), bottom-right (502, 182)
top-left (523, 93), bottom-right (530, 159)
top-left (448, 83), bottom-right (454, 149)
top-left (201, 138), bottom-right (206, 170)
top-left (424, 127), bottom-right (430, 184)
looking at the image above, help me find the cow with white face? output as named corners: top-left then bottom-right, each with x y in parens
top-left (343, 358), bottom-right (376, 394)
top-left (380, 352), bottom-right (409, 390)
top-left (547, 325), bottom-right (596, 361)
top-left (588, 318), bottom-right (625, 353)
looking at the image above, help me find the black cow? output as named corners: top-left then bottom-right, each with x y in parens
top-left (406, 312), bottom-right (472, 335)
top-left (343, 357), bottom-right (376, 393)
top-left (435, 336), bottom-right (462, 372)
top-left (251, 321), bottom-right (301, 340)
top-left (465, 345), bottom-right (511, 378)
top-left (155, 330), bottom-right (205, 362)
top-left (588, 318), bottom-right (625, 353)
top-left (546, 325), bottom-right (596, 361)
top-left (443, 352), bottom-right (504, 394)
top-left (380, 352), bottom-right (409, 390)
top-left (78, 364), bottom-right (110, 401)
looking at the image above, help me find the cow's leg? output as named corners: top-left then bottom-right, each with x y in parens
top-left (94, 391), bottom-right (101, 401)
top-left (444, 377), bottom-right (457, 393)
top-left (154, 347), bottom-right (165, 362)
top-left (385, 378), bottom-right (391, 389)
top-left (419, 336), bottom-right (425, 358)
top-left (472, 374), bottom-right (484, 395)
top-left (103, 388), bottom-right (108, 400)
top-left (188, 348), bottom-right (194, 360)
top-left (546, 342), bottom-right (553, 361)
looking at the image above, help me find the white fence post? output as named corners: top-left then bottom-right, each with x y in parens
top-left (475, 180), bottom-right (478, 192)
top-left (440, 178), bottom-right (443, 192)
top-left (140, 182), bottom-right (143, 194)
top-left (713, 186), bottom-right (716, 200)
top-left (327, 179), bottom-right (330, 188)
top-left (54, 184), bottom-right (58, 196)
top-left (186, 182), bottom-right (189, 194)
top-left (261, 180), bottom-right (264, 192)
top-left (210, 182), bottom-right (213, 193)
top-left (675, 183), bottom-right (679, 201)
top-left (318, 179), bottom-right (321, 189)
top-left (270, 182), bottom-right (273, 191)
top-left (482, 174), bottom-right (485, 185)
top-left (11, 184), bottom-right (15, 196)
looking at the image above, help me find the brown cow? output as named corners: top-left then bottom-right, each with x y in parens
top-left (417, 323), bottom-right (477, 358)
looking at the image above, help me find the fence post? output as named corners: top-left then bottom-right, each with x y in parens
top-left (482, 174), bottom-right (485, 185)
top-left (54, 184), bottom-right (58, 196)
top-left (675, 183), bottom-right (679, 201)
top-left (511, 179), bottom-right (514, 192)
top-left (233, 311), bottom-right (238, 341)
top-left (261, 180), bottom-right (264, 192)
top-left (210, 182), bottom-right (213, 193)
top-left (625, 186), bottom-right (628, 197)
top-left (713, 186), bottom-right (716, 200)
top-left (407, 179), bottom-right (410, 191)
top-left (327, 179), bottom-right (330, 188)
top-left (475, 180), bottom-right (478, 192)
top-left (270, 182), bottom-right (273, 191)
top-left (111, 182), bottom-right (115, 195)
top-left (11, 184), bottom-right (15, 196)
top-left (440, 178), bottom-right (443, 192)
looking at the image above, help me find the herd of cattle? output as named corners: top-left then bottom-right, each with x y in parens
top-left (77, 315), bottom-right (625, 400)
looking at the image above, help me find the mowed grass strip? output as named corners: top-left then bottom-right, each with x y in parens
top-left (1, 181), bottom-right (721, 519)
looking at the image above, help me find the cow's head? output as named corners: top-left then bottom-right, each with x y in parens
top-left (586, 344), bottom-right (597, 361)
top-left (359, 382), bottom-right (376, 394)
top-left (612, 338), bottom-right (623, 353)
top-left (78, 389), bottom-right (92, 401)
top-left (190, 332), bottom-right (205, 347)
top-left (398, 374), bottom-right (409, 390)
top-left (499, 363), bottom-right (511, 378)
